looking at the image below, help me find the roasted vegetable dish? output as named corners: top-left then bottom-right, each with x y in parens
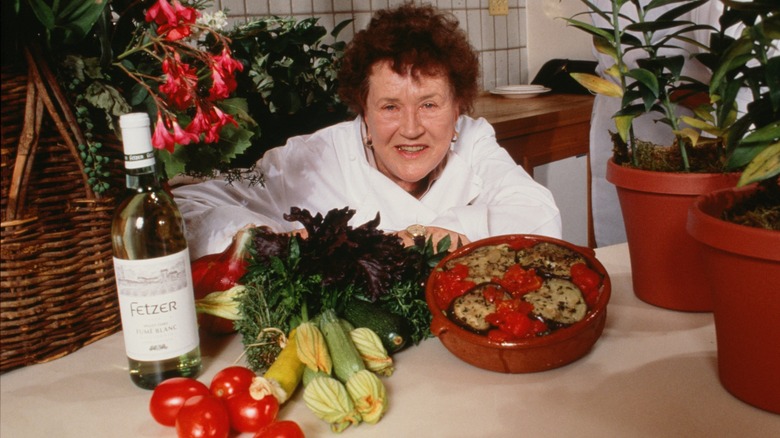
top-left (430, 238), bottom-right (603, 342)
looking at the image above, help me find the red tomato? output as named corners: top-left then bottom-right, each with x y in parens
top-left (210, 366), bottom-right (256, 399)
top-left (570, 263), bottom-right (601, 289)
top-left (494, 265), bottom-right (543, 296)
top-left (433, 263), bottom-right (476, 309)
top-left (149, 377), bottom-right (210, 427)
top-left (570, 263), bottom-right (601, 308)
top-left (175, 395), bottom-right (230, 438)
top-left (225, 392), bottom-right (279, 433)
top-left (254, 420), bottom-right (306, 438)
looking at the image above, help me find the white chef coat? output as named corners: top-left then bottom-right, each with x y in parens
top-left (173, 115), bottom-right (562, 259)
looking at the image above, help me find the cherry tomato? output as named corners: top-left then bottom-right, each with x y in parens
top-left (225, 392), bottom-right (279, 433)
top-left (175, 395), bottom-right (230, 438)
top-left (254, 420), bottom-right (306, 438)
top-left (210, 366), bottom-right (256, 399)
top-left (149, 377), bottom-right (210, 427)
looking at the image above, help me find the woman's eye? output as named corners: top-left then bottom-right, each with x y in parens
top-left (422, 102), bottom-right (436, 110)
top-left (382, 104), bottom-right (398, 111)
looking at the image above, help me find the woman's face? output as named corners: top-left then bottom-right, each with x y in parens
top-left (363, 61), bottom-right (460, 197)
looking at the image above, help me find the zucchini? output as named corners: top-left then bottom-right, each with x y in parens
top-left (319, 308), bottom-right (365, 383)
top-left (342, 299), bottom-right (410, 354)
top-left (302, 366), bottom-right (331, 387)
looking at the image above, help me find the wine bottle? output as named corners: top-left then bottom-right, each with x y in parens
top-left (111, 113), bottom-right (201, 389)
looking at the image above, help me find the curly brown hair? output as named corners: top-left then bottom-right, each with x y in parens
top-left (338, 3), bottom-right (480, 116)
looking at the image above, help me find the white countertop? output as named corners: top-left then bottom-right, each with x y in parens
top-left (2, 243), bottom-right (779, 437)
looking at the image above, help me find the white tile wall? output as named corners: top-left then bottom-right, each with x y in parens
top-left (209, 0), bottom-right (529, 91)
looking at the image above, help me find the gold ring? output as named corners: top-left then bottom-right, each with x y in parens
top-left (406, 224), bottom-right (426, 238)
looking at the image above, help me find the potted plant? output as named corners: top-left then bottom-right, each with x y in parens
top-left (685, 0), bottom-right (779, 414)
top-left (565, 0), bottom-right (741, 311)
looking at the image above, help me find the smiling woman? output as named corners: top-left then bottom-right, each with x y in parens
top-left (172, 3), bottom-right (562, 260)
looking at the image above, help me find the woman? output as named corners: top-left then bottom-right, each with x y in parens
top-left (174, 4), bottom-right (561, 259)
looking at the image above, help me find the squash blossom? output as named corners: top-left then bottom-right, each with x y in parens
top-left (296, 322), bottom-right (333, 374)
top-left (193, 285), bottom-right (245, 320)
top-left (303, 376), bottom-right (361, 432)
top-left (346, 369), bottom-right (388, 424)
top-left (350, 327), bottom-right (394, 377)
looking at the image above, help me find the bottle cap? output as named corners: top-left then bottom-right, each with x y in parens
top-left (119, 113), bottom-right (155, 169)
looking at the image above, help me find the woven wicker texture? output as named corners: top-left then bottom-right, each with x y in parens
top-left (1, 48), bottom-right (123, 372)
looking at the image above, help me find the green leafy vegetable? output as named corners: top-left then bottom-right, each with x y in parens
top-left (234, 207), bottom-right (449, 370)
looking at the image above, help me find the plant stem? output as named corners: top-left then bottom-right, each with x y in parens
top-left (611, 0), bottom-right (636, 166)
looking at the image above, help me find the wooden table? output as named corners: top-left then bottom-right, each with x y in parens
top-left (472, 92), bottom-right (594, 175)
top-left (472, 92), bottom-right (595, 246)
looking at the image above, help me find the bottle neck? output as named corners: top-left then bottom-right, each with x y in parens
top-left (125, 163), bottom-right (161, 191)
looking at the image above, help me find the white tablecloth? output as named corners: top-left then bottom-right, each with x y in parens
top-left (2, 243), bottom-right (778, 437)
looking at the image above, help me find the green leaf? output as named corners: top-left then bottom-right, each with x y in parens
top-left (83, 82), bottom-right (132, 116)
top-left (710, 38), bottom-right (753, 93)
top-left (645, 0), bottom-right (695, 11)
top-left (331, 19), bottom-right (352, 38)
top-left (592, 35), bottom-right (618, 61)
top-left (570, 73), bottom-right (623, 97)
top-left (46, 0), bottom-right (108, 45)
top-left (679, 116), bottom-right (721, 137)
top-left (740, 122), bottom-right (780, 146)
top-left (737, 143), bottom-right (780, 187)
top-left (625, 68), bottom-right (659, 98)
top-left (673, 127), bottom-right (701, 146)
top-left (156, 147), bottom-right (186, 178)
top-left (614, 114), bottom-right (635, 143)
top-left (625, 20), bottom-right (692, 33)
top-left (563, 18), bottom-right (615, 42)
top-left (655, 0), bottom-right (709, 22)
top-left (27, 0), bottom-right (55, 29)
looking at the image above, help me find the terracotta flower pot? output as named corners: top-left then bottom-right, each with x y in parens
top-left (606, 159), bottom-right (739, 311)
top-left (687, 185), bottom-right (780, 414)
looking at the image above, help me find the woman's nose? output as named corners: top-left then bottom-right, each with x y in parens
top-left (399, 108), bottom-right (424, 138)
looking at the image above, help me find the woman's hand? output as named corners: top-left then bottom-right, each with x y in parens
top-left (396, 225), bottom-right (469, 250)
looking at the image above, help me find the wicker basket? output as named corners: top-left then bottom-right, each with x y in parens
top-left (1, 47), bottom-right (124, 372)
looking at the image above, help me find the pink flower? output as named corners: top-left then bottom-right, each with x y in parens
top-left (208, 67), bottom-right (230, 101)
top-left (208, 49), bottom-right (243, 100)
top-left (204, 106), bottom-right (238, 143)
top-left (171, 119), bottom-right (200, 146)
top-left (146, 0), bottom-right (200, 41)
top-left (185, 105), bottom-right (211, 137)
top-left (145, 0), bottom-right (177, 25)
top-left (160, 54), bottom-right (198, 110)
top-left (152, 114), bottom-right (176, 153)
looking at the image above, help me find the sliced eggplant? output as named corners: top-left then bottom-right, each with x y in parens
top-left (523, 278), bottom-right (587, 324)
top-left (516, 242), bottom-right (586, 277)
top-left (445, 244), bottom-right (516, 284)
top-left (448, 283), bottom-right (510, 333)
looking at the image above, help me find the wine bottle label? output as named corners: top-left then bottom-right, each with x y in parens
top-left (124, 151), bottom-right (156, 169)
top-left (113, 249), bottom-right (200, 361)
